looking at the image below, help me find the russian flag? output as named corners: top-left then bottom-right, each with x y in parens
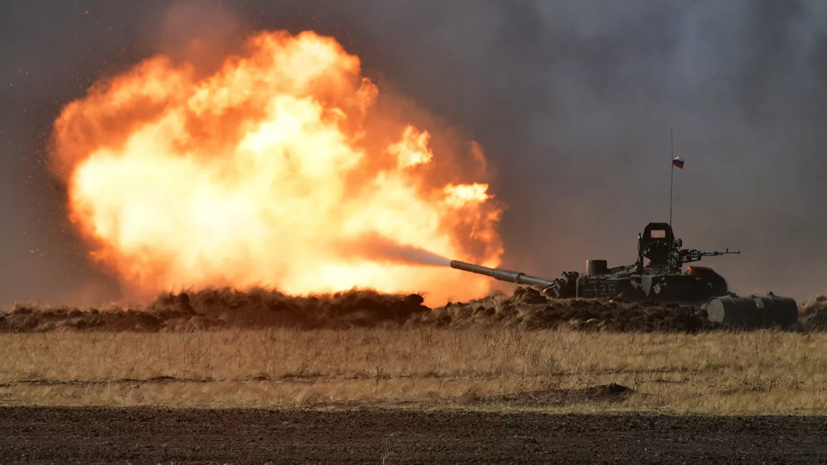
top-left (672, 157), bottom-right (685, 169)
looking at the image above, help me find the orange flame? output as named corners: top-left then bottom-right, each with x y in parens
top-left (50, 30), bottom-right (504, 305)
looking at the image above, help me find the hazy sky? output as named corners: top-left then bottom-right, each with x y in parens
top-left (1, 0), bottom-right (826, 306)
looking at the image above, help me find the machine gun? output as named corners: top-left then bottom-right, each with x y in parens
top-left (678, 248), bottom-right (740, 265)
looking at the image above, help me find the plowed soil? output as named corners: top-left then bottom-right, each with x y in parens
top-left (0, 287), bottom-right (721, 333)
top-left (5, 287), bottom-right (823, 334)
top-left (2, 407), bottom-right (826, 464)
top-left (419, 287), bottom-right (720, 332)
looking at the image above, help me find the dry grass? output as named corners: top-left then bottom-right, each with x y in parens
top-left (1, 328), bottom-right (826, 414)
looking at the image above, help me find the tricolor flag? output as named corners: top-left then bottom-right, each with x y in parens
top-left (672, 157), bottom-right (685, 169)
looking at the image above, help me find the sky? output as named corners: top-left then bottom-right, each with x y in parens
top-left (1, 0), bottom-right (826, 306)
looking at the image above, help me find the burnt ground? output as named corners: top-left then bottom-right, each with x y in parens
top-left (2, 407), bottom-right (827, 464)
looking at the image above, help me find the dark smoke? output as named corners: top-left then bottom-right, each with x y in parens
top-left (2, 0), bottom-right (826, 306)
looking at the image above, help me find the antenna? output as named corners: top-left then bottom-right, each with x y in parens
top-left (669, 129), bottom-right (674, 228)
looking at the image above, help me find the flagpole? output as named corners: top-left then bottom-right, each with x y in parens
top-left (669, 129), bottom-right (674, 228)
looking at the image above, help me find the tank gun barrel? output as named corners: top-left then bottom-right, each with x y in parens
top-left (449, 260), bottom-right (555, 288)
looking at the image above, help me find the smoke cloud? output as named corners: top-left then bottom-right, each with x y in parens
top-left (2, 0), bottom-right (826, 305)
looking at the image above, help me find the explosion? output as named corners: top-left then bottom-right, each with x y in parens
top-left (50, 30), bottom-right (504, 305)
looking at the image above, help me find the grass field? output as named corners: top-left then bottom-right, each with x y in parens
top-left (1, 328), bottom-right (826, 414)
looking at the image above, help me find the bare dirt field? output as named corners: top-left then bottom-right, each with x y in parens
top-left (3, 407), bottom-right (827, 464)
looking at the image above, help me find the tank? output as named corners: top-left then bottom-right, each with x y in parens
top-left (450, 222), bottom-right (799, 329)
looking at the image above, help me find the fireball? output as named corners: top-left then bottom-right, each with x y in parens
top-left (50, 30), bottom-right (504, 305)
